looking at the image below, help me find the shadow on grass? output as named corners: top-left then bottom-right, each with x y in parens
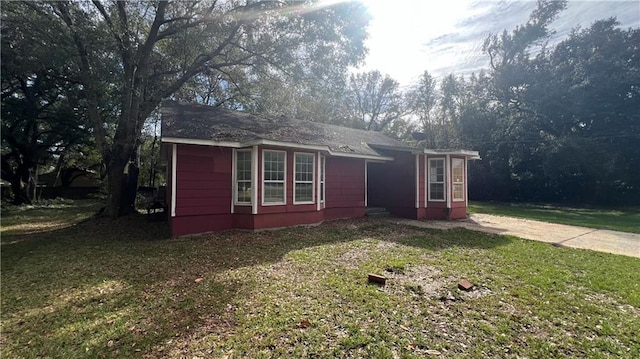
top-left (356, 220), bottom-right (513, 252)
top-left (1, 214), bottom-right (510, 358)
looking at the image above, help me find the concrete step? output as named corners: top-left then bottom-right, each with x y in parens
top-left (366, 207), bottom-right (390, 217)
top-left (366, 211), bottom-right (391, 218)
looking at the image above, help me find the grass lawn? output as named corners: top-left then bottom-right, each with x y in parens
top-left (469, 202), bottom-right (640, 234)
top-left (2, 201), bottom-right (639, 358)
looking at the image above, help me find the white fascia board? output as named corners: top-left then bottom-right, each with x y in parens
top-left (330, 151), bottom-right (394, 161)
top-left (423, 149), bottom-right (480, 160)
top-left (161, 137), bottom-right (242, 148)
top-left (163, 137), bottom-right (395, 161)
top-left (253, 139), bottom-right (327, 152)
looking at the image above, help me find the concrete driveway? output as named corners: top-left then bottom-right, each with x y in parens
top-left (393, 214), bottom-right (640, 258)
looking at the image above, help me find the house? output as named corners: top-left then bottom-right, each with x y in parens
top-left (161, 101), bottom-right (479, 236)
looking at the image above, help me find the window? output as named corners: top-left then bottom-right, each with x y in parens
top-left (452, 158), bottom-right (464, 201)
top-left (428, 158), bottom-right (445, 201)
top-left (320, 155), bottom-right (325, 203)
top-left (263, 150), bottom-right (286, 204)
top-left (235, 150), bottom-right (252, 204)
top-left (294, 153), bottom-right (314, 204)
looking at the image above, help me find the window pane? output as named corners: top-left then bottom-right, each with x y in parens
top-left (430, 159), bottom-right (444, 183)
top-left (430, 183), bottom-right (444, 200)
top-left (453, 183), bottom-right (464, 200)
top-left (295, 183), bottom-right (313, 202)
top-left (294, 153), bottom-right (314, 203)
top-left (263, 151), bottom-right (285, 203)
top-left (453, 159), bottom-right (464, 183)
top-left (237, 181), bottom-right (252, 202)
top-left (264, 183), bottom-right (284, 203)
top-left (236, 151), bottom-right (252, 203)
top-left (264, 151), bottom-right (285, 181)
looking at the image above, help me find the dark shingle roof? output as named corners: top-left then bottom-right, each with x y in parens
top-left (161, 101), bottom-right (412, 158)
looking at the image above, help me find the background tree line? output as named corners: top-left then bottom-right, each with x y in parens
top-left (2, 0), bottom-right (638, 213)
top-left (220, 0), bottom-right (638, 205)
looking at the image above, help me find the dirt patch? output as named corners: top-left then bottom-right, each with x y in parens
top-left (382, 264), bottom-right (453, 298)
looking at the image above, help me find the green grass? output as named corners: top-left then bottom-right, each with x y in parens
top-left (2, 202), bottom-right (639, 358)
top-left (469, 202), bottom-right (640, 233)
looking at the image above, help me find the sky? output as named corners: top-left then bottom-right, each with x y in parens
top-left (359, 0), bottom-right (640, 86)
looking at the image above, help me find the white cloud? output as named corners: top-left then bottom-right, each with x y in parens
top-left (358, 0), bottom-right (640, 86)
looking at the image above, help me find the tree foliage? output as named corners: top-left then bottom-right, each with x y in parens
top-left (456, 1), bottom-right (640, 204)
top-left (1, 11), bottom-right (92, 203)
top-left (343, 70), bottom-right (406, 132)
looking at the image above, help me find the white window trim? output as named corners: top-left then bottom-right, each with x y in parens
top-left (262, 149), bottom-right (287, 206)
top-left (231, 148), bottom-right (235, 214)
top-left (452, 158), bottom-right (465, 202)
top-left (428, 158), bottom-right (446, 202)
top-left (171, 144), bottom-right (177, 217)
top-left (316, 152), bottom-right (321, 211)
top-left (465, 157), bottom-right (469, 208)
top-left (252, 145), bottom-right (258, 214)
top-left (446, 154), bottom-right (451, 208)
top-left (233, 149), bottom-right (253, 206)
top-left (320, 155), bottom-right (325, 204)
top-left (364, 160), bottom-right (368, 207)
top-left (293, 152), bottom-right (315, 205)
top-left (415, 154), bottom-right (419, 209)
top-left (424, 155), bottom-right (428, 208)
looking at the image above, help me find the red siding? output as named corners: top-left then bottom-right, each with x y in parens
top-left (169, 145), bottom-right (367, 236)
top-left (325, 157), bottom-right (366, 212)
top-left (167, 143), bottom-right (470, 236)
top-left (171, 145), bottom-right (233, 235)
top-left (173, 214), bottom-right (233, 236)
top-left (418, 155), bottom-right (426, 208)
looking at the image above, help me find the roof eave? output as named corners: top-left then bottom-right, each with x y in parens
top-left (422, 149), bottom-right (481, 160)
top-left (161, 136), bottom-right (395, 161)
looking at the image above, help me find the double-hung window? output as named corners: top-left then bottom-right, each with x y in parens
top-left (452, 158), bottom-right (464, 201)
top-left (428, 158), bottom-right (445, 201)
top-left (294, 153), bottom-right (314, 204)
top-left (235, 150), bottom-right (252, 204)
top-left (263, 150), bottom-right (286, 204)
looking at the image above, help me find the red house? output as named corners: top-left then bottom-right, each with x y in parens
top-left (161, 101), bottom-right (479, 236)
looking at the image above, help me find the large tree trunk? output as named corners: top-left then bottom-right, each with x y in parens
top-left (10, 163), bottom-right (33, 205)
top-left (102, 118), bottom-right (143, 217)
top-left (104, 159), bottom-right (126, 217)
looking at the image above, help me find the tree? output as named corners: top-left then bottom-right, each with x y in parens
top-left (1, 10), bottom-right (91, 203)
top-left (539, 19), bottom-right (640, 203)
top-left (344, 70), bottom-right (406, 132)
top-left (3, 0), bottom-right (369, 216)
top-left (463, 0), bottom-right (640, 204)
top-left (407, 71), bottom-right (438, 147)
